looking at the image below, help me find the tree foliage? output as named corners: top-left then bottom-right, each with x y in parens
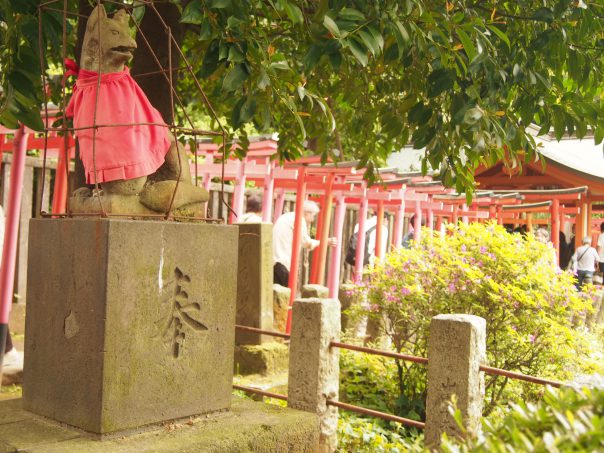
top-left (1, 0), bottom-right (604, 193)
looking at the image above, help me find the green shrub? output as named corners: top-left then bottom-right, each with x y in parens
top-left (339, 348), bottom-right (400, 414)
top-left (337, 412), bottom-right (424, 452)
top-left (442, 386), bottom-right (604, 452)
top-left (354, 222), bottom-right (599, 416)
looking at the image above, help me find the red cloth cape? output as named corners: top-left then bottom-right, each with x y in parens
top-left (66, 67), bottom-right (170, 184)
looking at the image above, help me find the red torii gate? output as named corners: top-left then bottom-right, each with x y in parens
top-left (1, 116), bottom-right (75, 214)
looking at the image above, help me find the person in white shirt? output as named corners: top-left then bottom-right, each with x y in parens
top-left (273, 200), bottom-right (335, 287)
top-left (238, 194), bottom-right (263, 223)
top-left (351, 213), bottom-right (389, 266)
top-left (572, 236), bottom-right (600, 290)
top-left (597, 222), bottom-right (604, 274)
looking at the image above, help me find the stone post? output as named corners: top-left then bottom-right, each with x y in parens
top-left (425, 314), bottom-right (486, 449)
top-left (288, 298), bottom-right (341, 453)
top-left (301, 284), bottom-right (329, 299)
top-left (273, 284), bottom-right (290, 333)
top-left (236, 223), bottom-right (274, 344)
top-left (338, 283), bottom-right (356, 333)
top-left (15, 164), bottom-right (33, 303)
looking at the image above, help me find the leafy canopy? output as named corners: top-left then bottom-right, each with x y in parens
top-left (1, 0), bottom-right (604, 194)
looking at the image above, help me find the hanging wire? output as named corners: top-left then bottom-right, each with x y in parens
top-left (37, 6), bottom-right (50, 216)
top-left (90, 0), bottom-right (107, 216)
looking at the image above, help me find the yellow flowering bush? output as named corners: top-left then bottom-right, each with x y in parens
top-left (355, 222), bottom-right (598, 417)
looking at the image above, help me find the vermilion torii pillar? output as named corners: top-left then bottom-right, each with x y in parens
top-left (0, 125), bottom-right (28, 372)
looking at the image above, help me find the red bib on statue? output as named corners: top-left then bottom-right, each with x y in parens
top-left (66, 68), bottom-right (170, 184)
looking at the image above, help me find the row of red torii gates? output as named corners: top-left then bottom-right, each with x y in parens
top-left (194, 138), bottom-right (595, 312)
top-left (0, 128), bottom-right (598, 332)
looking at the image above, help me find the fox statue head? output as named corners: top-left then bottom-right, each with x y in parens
top-left (80, 4), bottom-right (137, 73)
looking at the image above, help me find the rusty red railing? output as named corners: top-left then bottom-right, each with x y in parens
top-left (233, 324), bottom-right (563, 430)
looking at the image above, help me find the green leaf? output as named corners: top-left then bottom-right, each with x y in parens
top-left (210, 0), bottom-right (231, 9)
top-left (303, 45), bottom-right (323, 72)
top-left (199, 40), bottom-right (221, 78)
top-left (199, 19), bottom-right (212, 40)
top-left (456, 28), bottom-right (476, 62)
top-left (358, 29), bottom-right (379, 56)
top-left (487, 25), bottom-right (510, 50)
top-left (463, 107), bottom-right (482, 124)
top-left (231, 96), bottom-right (246, 129)
top-left (257, 69), bottom-right (270, 90)
top-left (282, 1), bottom-right (304, 24)
top-left (339, 8), bottom-right (365, 21)
top-left (344, 38), bottom-right (368, 66)
top-left (269, 60), bottom-right (289, 71)
top-left (240, 97), bottom-right (257, 123)
top-left (8, 71), bottom-right (35, 96)
top-left (408, 102), bottom-right (432, 124)
top-left (427, 68), bottom-right (454, 98)
top-left (228, 46), bottom-right (245, 63)
top-left (226, 16), bottom-right (243, 29)
top-left (367, 26), bottom-right (384, 52)
top-left (533, 7), bottom-right (554, 23)
top-left (551, 106), bottom-right (566, 140)
top-left (222, 64), bottom-right (249, 92)
top-left (594, 127), bottom-right (604, 146)
top-left (323, 15), bottom-right (341, 38)
top-left (16, 102), bottom-right (44, 131)
top-left (131, 5), bottom-right (145, 25)
top-left (180, 1), bottom-right (203, 24)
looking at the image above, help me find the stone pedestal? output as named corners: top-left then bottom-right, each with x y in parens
top-left (236, 223), bottom-right (274, 344)
top-left (23, 218), bottom-right (238, 434)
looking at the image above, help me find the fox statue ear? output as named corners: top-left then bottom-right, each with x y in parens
top-left (86, 4), bottom-right (107, 31)
top-left (113, 9), bottom-right (129, 24)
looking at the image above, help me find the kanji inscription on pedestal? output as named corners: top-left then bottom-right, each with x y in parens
top-left (161, 267), bottom-right (208, 358)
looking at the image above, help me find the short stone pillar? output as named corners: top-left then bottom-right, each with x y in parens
top-left (586, 289), bottom-right (604, 328)
top-left (338, 283), bottom-right (356, 333)
top-left (23, 219), bottom-right (238, 434)
top-left (236, 223), bottom-right (274, 344)
top-left (301, 284), bottom-right (329, 299)
top-left (288, 298), bottom-right (341, 453)
top-left (273, 284), bottom-right (290, 332)
top-left (425, 314), bottom-right (486, 449)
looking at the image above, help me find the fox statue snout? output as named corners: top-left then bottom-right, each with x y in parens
top-left (80, 5), bottom-right (137, 73)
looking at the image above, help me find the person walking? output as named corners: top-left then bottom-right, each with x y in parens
top-left (238, 194), bottom-right (263, 223)
top-left (571, 236), bottom-right (600, 290)
top-left (272, 201), bottom-right (335, 287)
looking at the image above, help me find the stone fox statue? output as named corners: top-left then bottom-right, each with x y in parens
top-left (67, 4), bottom-right (208, 214)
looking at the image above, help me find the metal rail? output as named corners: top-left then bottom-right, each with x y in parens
top-left (331, 340), bottom-right (562, 387)
top-left (326, 400), bottom-right (425, 429)
top-left (330, 341), bottom-right (428, 364)
top-left (235, 324), bottom-right (291, 340)
top-left (233, 384), bottom-right (288, 401)
top-left (479, 365), bottom-right (562, 388)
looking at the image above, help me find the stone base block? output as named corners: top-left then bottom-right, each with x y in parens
top-left (69, 195), bottom-right (204, 217)
top-left (0, 398), bottom-right (319, 452)
top-left (23, 219), bottom-right (238, 434)
top-left (234, 343), bottom-right (290, 376)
